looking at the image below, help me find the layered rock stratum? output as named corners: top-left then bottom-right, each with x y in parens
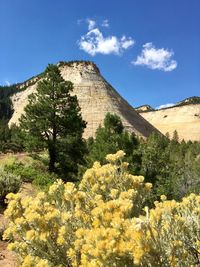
top-left (9, 61), bottom-right (157, 139)
top-left (139, 101), bottom-right (200, 141)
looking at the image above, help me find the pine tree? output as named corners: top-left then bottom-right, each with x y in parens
top-left (20, 64), bottom-right (86, 178)
top-left (84, 113), bottom-right (140, 172)
top-left (140, 132), bottom-right (170, 184)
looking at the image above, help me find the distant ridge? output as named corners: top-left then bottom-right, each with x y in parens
top-left (176, 96), bottom-right (200, 106)
top-left (137, 97), bottom-right (200, 141)
top-left (135, 105), bottom-right (155, 113)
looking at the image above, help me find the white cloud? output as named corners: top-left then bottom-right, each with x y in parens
top-left (156, 103), bottom-right (175, 109)
top-left (133, 42), bottom-right (177, 72)
top-left (121, 35), bottom-right (135, 49)
top-left (102, 19), bottom-right (109, 27)
top-left (87, 19), bottom-right (96, 30)
top-left (78, 24), bottom-right (135, 56)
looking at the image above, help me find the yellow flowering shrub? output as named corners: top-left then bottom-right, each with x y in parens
top-left (3, 150), bottom-right (200, 267)
top-left (135, 194), bottom-right (200, 267)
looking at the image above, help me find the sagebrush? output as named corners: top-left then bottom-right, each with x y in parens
top-left (3, 151), bottom-right (200, 267)
top-left (0, 168), bottom-right (21, 202)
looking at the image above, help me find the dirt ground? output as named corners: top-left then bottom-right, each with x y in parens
top-left (0, 213), bottom-right (17, 267)
top-left (0, 241), bottom-right (17, 267)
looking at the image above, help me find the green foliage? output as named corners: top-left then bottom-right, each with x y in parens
top-left (104, 112), bottom-right (124, 133)
top-left (19, 64), bottom-right (86, 179)
top-left (177, 96), bottom-right (200, 106)
top-left (83, 114), bottom-right (200, 203)
top-left (5, 163), bottom-right (38, 183)
top-left (0, 168), bottom-right (21, 202)
top-left (167, 141), bottom-right (200, 199)
top-left (4, 160), bottom-right (56, 190)
top-left (83, 113), bottom-right (140, 175)
top-left (139, 132), bottom-right (170, 183)
top-left (138, 131), bottom-right (200, 202)
top-left (0, 85), bottom-right (25, 152)
top-left (0, 122), bottom-right (25, 153)
top-left (32, 172), bottom-right (56, 190)
top-left (0, 119), bottom-right (11, 152)
top-left (0, 84), bottom-right (19, 120)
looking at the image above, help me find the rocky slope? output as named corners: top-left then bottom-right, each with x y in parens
top-left (138, 100), bottom-right (200, 141)
top-left (9, 61), bottom-right (157, 139)
top-left (135, 105), bottom-right (155, 113)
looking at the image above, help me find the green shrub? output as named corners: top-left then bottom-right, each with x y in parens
top-left (0, 168), bottom-right (21, 202)
top-left (0, 155), bottom-right (16, 167)
top-left (4, 163), bottom-right (56, 190)
top-left (32, 173), bottom-right (56, 190)
top-left (4, 163), bottom-right (36, 182)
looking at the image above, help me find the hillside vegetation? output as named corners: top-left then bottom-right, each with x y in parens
top-left (3, 151), bottom-right (200, 267)
top-left (0, 85), bottom-right (19, 120)
top-left (137, 96), bottom-right (200, 113)
top-left (0, 64), bottom-right (200, 266)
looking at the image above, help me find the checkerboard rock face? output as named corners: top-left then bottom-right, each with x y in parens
top-left (9, 61), bottom-right (157, 139)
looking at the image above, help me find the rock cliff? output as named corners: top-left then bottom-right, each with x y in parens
top-left (9, 61), bottom-right (157, 139)
top-left (139, 103), bottom-right (200, 141)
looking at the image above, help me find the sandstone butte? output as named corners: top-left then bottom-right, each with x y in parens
top-left (136, 104), bottom-right (200, 142)
top-left (8, 61), bottom-right (157, 139)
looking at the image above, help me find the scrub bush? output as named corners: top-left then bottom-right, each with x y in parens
top-left (3, 151), bottom-right (200, 267)
top-left (0, 168), bottom-right (21, 202)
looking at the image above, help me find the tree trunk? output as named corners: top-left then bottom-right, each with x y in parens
top-left (48, 142), bottom-right (56, 172)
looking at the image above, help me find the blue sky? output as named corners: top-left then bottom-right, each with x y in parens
top-left (0, 0), bottom-right (199, 108)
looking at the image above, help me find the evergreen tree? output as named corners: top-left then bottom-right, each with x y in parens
top-left (0, 84), bottom-right (18, 120)
top-left (140, 132), bottom-right (170, 186)
top-left (84, 113), bottom-right (140, 173)
top-left (168, 140), bottom-right (200, 199)
top-left (172, 130), bottom-right (179, 143)
top-left (19, 64), bottom-right (86, 179)
top-left (9, 124), bottom-right (25, 152)
top-left (0, 119), bottom-right (11, 152)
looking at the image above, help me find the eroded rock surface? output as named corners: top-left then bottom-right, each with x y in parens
top-left (140, 104), bottom-right (200, 141)
top-left (9, 61), bottom-right (157, 139)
